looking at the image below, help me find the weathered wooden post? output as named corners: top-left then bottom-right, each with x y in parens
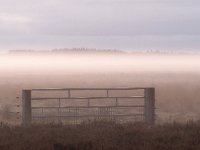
top-left (22, 90), bottom-right (32, 125)
top-left (144, 88), bottom-right (155, 124)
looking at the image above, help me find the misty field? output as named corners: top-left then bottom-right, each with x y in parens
top-left (1, 120), bottom-right (200, 150)
top-left (0, 52), bottom-right (200, 149)
top-left (1, 52), bottom-right (200, 123)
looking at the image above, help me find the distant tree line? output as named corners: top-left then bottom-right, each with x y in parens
top-left (9, 48), bottom-right (197, 54)
top-left (9, 48), bottom-right (125, 54)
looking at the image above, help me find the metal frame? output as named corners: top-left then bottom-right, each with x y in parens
top-left (22, 87), bottom-right (155, 125)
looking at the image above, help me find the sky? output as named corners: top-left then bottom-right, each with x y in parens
top-left (0, 0), bottom-right (200, 51)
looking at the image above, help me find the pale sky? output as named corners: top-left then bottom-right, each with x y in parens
top-left (0, 0), bottom-right (200, 51)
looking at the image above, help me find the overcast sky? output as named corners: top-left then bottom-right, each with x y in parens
top-left (0, 0), bottom-right (200, 51)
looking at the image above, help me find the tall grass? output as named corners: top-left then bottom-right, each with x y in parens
top-left (0, 120), bottom-right (200, 150)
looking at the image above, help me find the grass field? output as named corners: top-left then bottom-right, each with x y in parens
top-left (1, 120), bottom-right (200, 150)
top-left (0, 52), bottom-right (200, 149)
top-left (1, 53), bottom-right (200, 123)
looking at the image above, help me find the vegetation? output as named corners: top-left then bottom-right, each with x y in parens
top-left (0, 120), bottom-right (200, 150)
top-left (9, 48), bottom-right (125, 54)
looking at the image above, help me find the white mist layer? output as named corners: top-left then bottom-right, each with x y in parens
top-left (1, 53), bottom-right (200, 75)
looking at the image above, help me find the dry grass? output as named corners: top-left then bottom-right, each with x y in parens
top-left (0, 120), bottom-right (200, 150)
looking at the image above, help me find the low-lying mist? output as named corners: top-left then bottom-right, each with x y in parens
top-left (1, 53), bottom-right (200, 74)
top-left (1, 52), bottom-right (200, 123)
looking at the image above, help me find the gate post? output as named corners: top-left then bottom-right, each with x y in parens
top-left (144, 88), bottom-right (155, 124)
top-left (22, 90), bottom-right (32, 125)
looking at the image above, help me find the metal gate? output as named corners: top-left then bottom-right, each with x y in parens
top-left (22, 87), bottom-right (155, 125)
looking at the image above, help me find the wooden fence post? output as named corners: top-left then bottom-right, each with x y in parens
top-left (22, 90), bottom-right (32, 125)
top-left (144, 88), bottom-right (155, 124)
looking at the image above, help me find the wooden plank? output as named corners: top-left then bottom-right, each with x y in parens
top-left (22, 90), bottom-right (32, 125)
top-left (31, 87), bottom-right (151, 91)
top-left (32, 114), bottom-right (144, 118)
top-left (31, 105), bottom-right (145, 109)
top-left (31, 96), bottom-right (144, 100)
top-left (144, 88), bottom-right (155, 124)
